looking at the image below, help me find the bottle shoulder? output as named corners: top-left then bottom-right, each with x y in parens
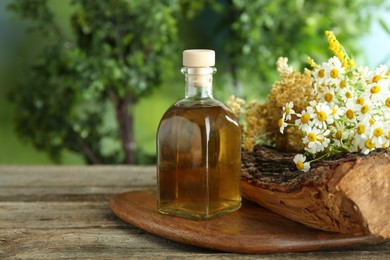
top-left (173, 97), bottom-right (234, 112)
top-left (158, 97), bottom-right (239, 128)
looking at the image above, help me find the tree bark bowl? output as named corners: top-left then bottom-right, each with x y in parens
top-left (241, 145), bottom-right (390, 239)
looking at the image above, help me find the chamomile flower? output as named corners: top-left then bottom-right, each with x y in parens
top-left (317, 86), bottom-right (336, 105)
top-left (295, 106), bottom-right (315, 131)
top-left (293, 154), bottom-right (310, 172)
top-left (343, 100), bottom-right (360, 122)
top-left (327, 56), bottom-right (343, 67)
top-left (313, 63), bottom-right (328, 86)
top-left (371, 121), bottom-right (386, 147)
top-left (330, 104), bottom-right (343, 121)
top-left (302, 126), bottom-right (330, 154)
top-left (354, 96), bottom-right (366, 106)
top-left (282, 101), bottom-right (295, 121)
top-left (354, 120), bottom-right (372, 139)
top-left (338, 78), bottom-right (348, 90)
top-left (278, 116), bottom-right (288, 134)
top-left (312, 102), bottom-right (334, 129)
top-left (361, 138), bottom-right (376, 155)
top-left (367, 64), bottom-right (389, 84)
top-left (333, 127), bottom-right (352, 147)
top-left (325, 57), bottom-right (345, 85)
top-left (356, 100), bottom-right (374, 122)
top-left (339, 86), bottom-right (355, 103)
top-left (365, 81), bottom-right (389, 103)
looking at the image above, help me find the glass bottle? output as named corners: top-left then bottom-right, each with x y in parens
top-left (157, 49), bottom-right (241, 220)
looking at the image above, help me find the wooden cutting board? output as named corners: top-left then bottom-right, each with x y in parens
top-left (109, 190), bottom-right (386, 253)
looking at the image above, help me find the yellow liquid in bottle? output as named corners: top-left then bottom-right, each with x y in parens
top-left (157, 102), bottom-right (241, 220)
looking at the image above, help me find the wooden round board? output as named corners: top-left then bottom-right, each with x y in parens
top-left (109, 190), bottom-right (386, 253)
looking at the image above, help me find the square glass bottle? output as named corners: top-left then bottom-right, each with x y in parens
top-left (157, 49), bottom-right (241, 220)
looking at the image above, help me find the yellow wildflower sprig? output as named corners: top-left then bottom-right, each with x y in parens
top-left (325, 31), bottom-right (355, 69)
top-left (307, 56), bottom-right (318, 69)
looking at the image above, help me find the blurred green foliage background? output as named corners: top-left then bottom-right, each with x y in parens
top-left (1, 0), bottom-right (389, 165)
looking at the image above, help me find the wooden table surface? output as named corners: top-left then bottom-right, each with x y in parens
top-left (1, 166), bottom-right (389, 259)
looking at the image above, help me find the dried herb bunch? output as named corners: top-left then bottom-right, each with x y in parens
top-left (231, 57), bottom-right (316, 152)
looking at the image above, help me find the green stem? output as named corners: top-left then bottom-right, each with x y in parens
top-left (308, 152), bottom-right (329, 163)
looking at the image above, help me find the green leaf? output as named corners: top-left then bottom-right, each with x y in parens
top-left (379, 17), bottom-right (390, 35)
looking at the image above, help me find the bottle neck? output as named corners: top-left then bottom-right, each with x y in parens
top-left (181, 67), bottom-right (216, 99)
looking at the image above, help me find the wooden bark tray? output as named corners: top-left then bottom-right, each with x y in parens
top-left (241, 146), bottom-right (390, 238)
top-left (109, 189), bottom-right (387, 254)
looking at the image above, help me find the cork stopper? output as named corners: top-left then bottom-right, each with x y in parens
top-left (183, 49), bottom-right (215, 67)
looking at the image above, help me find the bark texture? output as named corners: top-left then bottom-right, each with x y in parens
top-left (241, 146), bottom-right (390, 238)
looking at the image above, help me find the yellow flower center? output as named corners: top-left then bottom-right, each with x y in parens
top-left (386, 131), bottom-right (390, 140)
top-left (330, 68), bottom-right (339, 79)
top-left (340, 80), bottom-right (346, 89)
top-left (278, 118), bottom-right (284, 128)
top-left (285, 107), bottom-right (291, 114)
top-left (361, 105), bottom-right (369, 114)
top-left (345, 91), bottom-right (352, 99)
top-left (301, 114), bottom-right (310, 124)
top-left (369, 119), bottom-right (375, 126)
top-left (296, 161), bottom-right (304, 171)
top-left (308, 133), bottom-right (317, 142)
top-left (386, 97), bottom-right (390, 108)
top-left (324, 93), bottom-right (333, 102)
top-left (346, 109), bottom-right (355, 119)
top-left (356, 97), bottom-right (365, 105)
top-left (317, 111), bottom-right (327, 122)
top-left (371, 85), bottom-right (381, 94)
top-left (318, 69), bottom-right (325, 78)
top-left (357, 125), bottom-right (365, 135)
top-left (331, 107), bottom-right (337, 115)
top-left (365, 139), bottom-right (375, 149)
top-left (335, 130), bottom-right (343, 140)
top-left (372, 75), bottom-right (381, 83)
top-left (374, 128), bottom-right (383, 137)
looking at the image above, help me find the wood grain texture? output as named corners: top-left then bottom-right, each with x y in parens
top-left (0, 165), bottom-right (155, 201)
top-left (1, 165), bottom-right (389, 259)
top-left (109, 190), bottom-right (386, 254)
top-left (241, 146), bottom-right (390, 238)
top-left (0, 202), bottom-right (123, 228)
top-left (0, 165), bottom-right (155, 187)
